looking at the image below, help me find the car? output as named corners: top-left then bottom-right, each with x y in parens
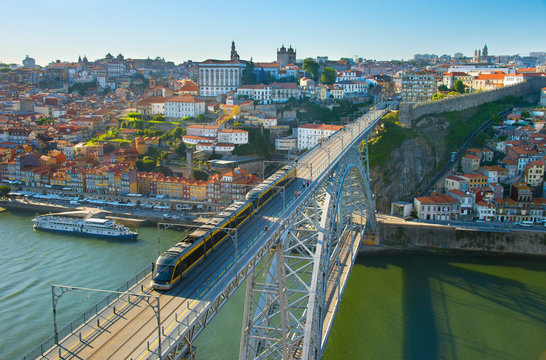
top-left (404, 216), bottom-right (413, 221)
top-left (516, 221), bottom-right (533, 227)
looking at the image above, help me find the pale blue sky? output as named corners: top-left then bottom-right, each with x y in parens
top-left (1, 0), bottom-right (545, 66)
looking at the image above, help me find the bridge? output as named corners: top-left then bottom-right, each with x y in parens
top-left (26, 108), bottom-right (388, 360)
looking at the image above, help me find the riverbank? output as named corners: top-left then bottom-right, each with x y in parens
top-left (0, 199), bottom-right (205, 226)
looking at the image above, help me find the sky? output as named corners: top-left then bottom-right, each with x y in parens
top-left (1, 0), bottom-right (545, 66)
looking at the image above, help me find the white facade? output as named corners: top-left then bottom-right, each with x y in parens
top-left (164, 96), bottom-right (205, 119)
top-left (217, 129), bottom-right (249, 144)
top-left (237, 84), bottom-right (272, 104)
top-left (198, 60), bottom-right (246, 97)
top-left (504, 74), bottom-right (525, 86)
top-left (186, 125), bottom-right (219, 138)
top-left (335, 80), bottom-right (368, 94)
top-left (275, 136), bottom-right (297, 151)
top-left (297, 124), bottom-right (343, 150)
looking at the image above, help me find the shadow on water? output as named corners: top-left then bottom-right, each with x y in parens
top-left (356, 255), bottom-right (546, 360)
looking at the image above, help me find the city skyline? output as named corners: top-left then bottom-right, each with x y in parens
top-left (1, 0), bottom-right (545, 66)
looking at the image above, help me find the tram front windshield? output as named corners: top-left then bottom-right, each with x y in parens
top-left (153, 265), bottom-right (174, 282)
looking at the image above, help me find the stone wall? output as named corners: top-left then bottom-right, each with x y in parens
top-left (378, 222), bottom-right (546, 255)
top-left (399, 77), bottom-right (546, 126)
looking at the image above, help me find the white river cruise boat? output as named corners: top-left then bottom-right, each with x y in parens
top-left (33, 216), bottom-right (138, 240)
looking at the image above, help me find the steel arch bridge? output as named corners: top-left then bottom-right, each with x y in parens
top-left (241, 146), bottom-right (376, 360)
top-left (29, 109), bottom-right (386, 360)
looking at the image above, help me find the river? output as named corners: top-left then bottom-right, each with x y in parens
top-left (1, 211), bottom-right (545, 359)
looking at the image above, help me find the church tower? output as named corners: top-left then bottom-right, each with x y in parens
top-left (230, 41), bottom-right (240, 61)
top-left (149, 75), bottom-right (156, 88)
top-left (482, 44), bottom-right (488, 59)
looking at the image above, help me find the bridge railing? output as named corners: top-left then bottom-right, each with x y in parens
top-left (21, 266), bottom-right (152, 360)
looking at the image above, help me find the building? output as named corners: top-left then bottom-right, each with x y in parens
top-left (459, 173), bottom-right (488, 189)
top-left (401, 71), bottom-right (436, 102)
top-left (444, 175), bottom-right (469, 192)
top-left (270, 82), bottom-right (301, 103)
top-left (237, 84), bottom-right (272, 104)
top-left (297, 124), bottom-right (343, 150)
top-left (461, 154), bottom-right (480, 173)
top-left (275, 136), bottom-right (297, 152)
top-left (136, 97), bottom-right (166, 118)
top-left (217, 129), bottom-right (248, 144)
top-left (414, 193), bottom-right (460, 220)
top-left (164, 95), bottom-right (205, 120)
top-left (277, 45), bottom-right (296, 67)
top-left (523, 161), bottom-right (544, 187)
top-left (198, 44), bottom-right (246, 97)
top-left (22, 55), bottom-right (36, 68)
top-left (446, 189), bottom-right (474, 216)
top-left (187, 125), bottom-right (220, 138)
top-left (540, 87), bottom-right (546, 107)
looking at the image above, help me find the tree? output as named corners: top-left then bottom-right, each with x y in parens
top-left (152, 114), bottom-right (165, 122)
top-left (0, 185), bottom-right (10, 198)
top-left (302, 58), bottom-right (320, 80)
top-left (242, 61), bottom-right (257, 85)
top-left (197, 114), bottom-right (205, 122)
top-left (175, 142), bottom-right (187, 156)
top-left (438, 84), bottom-right (449, 92)
top-left (135, 158), bottom-right (156, 172)
top-left (521, 111), bottom-right (530, 119)
top-left (321, 67), bottom-right (337, 85)
top-left (453, 79), bottom-right (466, 94)
top-left (194, 170), bottom-right (209, 181)
top-left (127, 112), bottom-right (142, 120)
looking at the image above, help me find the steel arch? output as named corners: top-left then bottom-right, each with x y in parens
top-left (241, 146), bottom-right (375, 360)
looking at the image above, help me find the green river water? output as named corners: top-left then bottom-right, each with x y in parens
top-left (1, 211), bottom-right (544, 359)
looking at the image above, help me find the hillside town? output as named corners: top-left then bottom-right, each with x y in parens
top-left (1, 43), bottom-right (546, 216)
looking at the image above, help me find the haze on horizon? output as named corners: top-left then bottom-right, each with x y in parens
top-left (1, 0), bottom-right (545, 66)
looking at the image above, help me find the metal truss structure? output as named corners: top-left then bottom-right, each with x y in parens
top-left (240, 145), bottom-right (375, 360)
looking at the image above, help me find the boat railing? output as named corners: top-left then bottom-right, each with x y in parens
top-left (20, 266), bottom-right (152, 360)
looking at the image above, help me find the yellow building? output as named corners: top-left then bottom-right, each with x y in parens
top-left (50, 170), bottom-right (66, 187)
top-left (220, 104), bottom-right (241, 117)
top-left (190, 180), bottom-right (208, 201)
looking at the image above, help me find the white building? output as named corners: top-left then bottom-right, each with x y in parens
top-left (164, 96), bottom-right (205, 120)
top-left (297, 124), bottom-right (343, 150)
top-left (218, 129), bottom-right (249, 144)
top-left (271, 82), bottom-right (301, 103)
top-left (186, 125), bottom-right (219, 138)
top-left (335, 80), bottom-right (368, 94)
top-left (504, 74), bottom-right (525, 86)
top-left (237, 84), bottom-right (272, 104)
top-left (275, 136), bottom-right (297, 151)
top-left (198, 60), bottom-right (246, 97)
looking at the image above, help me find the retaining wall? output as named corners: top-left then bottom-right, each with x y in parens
top-left (378, 222), bottom-right (546, 255)
top-left (399, 77), bottom-right (546, 126)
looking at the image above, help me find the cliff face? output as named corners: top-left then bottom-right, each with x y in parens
top-left (370, 138), bottom-right (435, 211)
top-left (369, 114), bottom-right (453, 212)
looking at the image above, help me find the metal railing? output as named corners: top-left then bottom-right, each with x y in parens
top-left (21, 266), bottom-right (152, 360)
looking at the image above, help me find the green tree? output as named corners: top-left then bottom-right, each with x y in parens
top-left (135, 158), bottom-right (156, 172)
top-left (0, 185), bottom-right (10, 198)
top-left (127, 112), bottom-right (142, 120)
top-left (453, 79), bottom-right (466, 94)
top-left (175, 142), bottom-right (187, 156)
top-left (520, 111), bottom-right (530, 119)
top-left (242, 61), bottom-right (257, 85)
top-left (152, 114), bottom-right (165, 122)
top-left (438, 84), bottom-right (449, 92)
top-left (302, 58), bottom-right (320, 80)
top-left (197, 114), bottom-right (205, 122)
top-left (320, 67), bottom-right (337, 85)
top-left (194, 169), bottom-right (209, 181)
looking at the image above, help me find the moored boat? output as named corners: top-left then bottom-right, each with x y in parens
top-left (33, 216), bottom-right (138, 240)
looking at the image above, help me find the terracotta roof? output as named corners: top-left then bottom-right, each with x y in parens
top-left (415, 193), bottom-right (458, 204)
top-left (165, 95), bottom-right (204, 103)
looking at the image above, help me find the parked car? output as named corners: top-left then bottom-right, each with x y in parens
top-left (404, 216), bottom-right (413, 221)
